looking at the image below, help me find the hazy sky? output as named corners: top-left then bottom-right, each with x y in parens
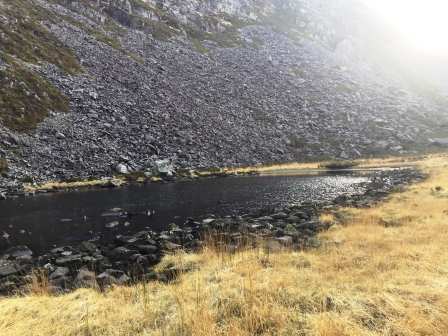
top-left (361, 0), bottom-right (448, 55)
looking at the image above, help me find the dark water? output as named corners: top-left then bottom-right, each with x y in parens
top-left (0, 174), bottom-right (369, 254)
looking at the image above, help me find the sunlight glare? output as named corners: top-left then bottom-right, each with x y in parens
top-left (362, 0), bottom-right (448, 55)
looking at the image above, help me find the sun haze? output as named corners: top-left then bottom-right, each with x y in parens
top-left (362, 0), bottom-right (448, 55)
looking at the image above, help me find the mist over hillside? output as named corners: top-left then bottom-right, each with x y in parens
top-left (0, 0), bottom-right (447, 191)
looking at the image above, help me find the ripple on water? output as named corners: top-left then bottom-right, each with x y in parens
top-left (0, 174), bottom-right (369, 253)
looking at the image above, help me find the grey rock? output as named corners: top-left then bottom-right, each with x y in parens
top-left (5, 246), bottom-right (33, 258)
top-left (137, 245), bottom-right (158, 254)
top-left (79, 241), bottom-right (98, 253)
top-left (75, 268), bottom-right (97, 288)
top-left (153, 159), bottom-right (175, 176)
top-left (55, 254), bottom-right (82, 266)
top-left (276, 236), bottom-right (293, 246)
top-left (115, 163), bottom-right (129, 175)
top-left (55, 132), bottom-right (66, 139)
top-left (0, 263), bottom-right (18, 277)
top-left (49, 267), bottom-right (70, 280)
top-left (105, 221), bottom-right (120, 229)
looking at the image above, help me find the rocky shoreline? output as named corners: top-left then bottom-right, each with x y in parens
top-left (0, 163), bottom-right (259, 201)
top-left (0, 168), bottom-right (425, 295)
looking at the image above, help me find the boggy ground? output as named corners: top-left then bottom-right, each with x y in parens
top-left (1, 155), bottom-right (448, 335)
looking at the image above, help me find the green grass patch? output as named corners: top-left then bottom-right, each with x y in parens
top-left (0, 0), bottom-right (81, 131)
top-left (0, 59), bottom-right (69, 131)
top-left (0, 0), bottom-right (82, 75)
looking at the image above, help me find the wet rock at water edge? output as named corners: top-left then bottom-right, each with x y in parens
top-left (153, 159), bottom-right (175, 177)
top-left (115, 163), bottom-right (130, 175)
top-left (109, 246), bottom-right (137, 260)
top-left (4, 246), bottom-right (33, 259)
top-left (137, 245), bottom-right (158, 254)
top-left (55, 254), bottom-right (82, 267)
top-left (106, 221), bottom-right (120, 229)
top-left (0, 263), bottom-right (19, 277)
top-left (79, 241), bottom-right (99, 253)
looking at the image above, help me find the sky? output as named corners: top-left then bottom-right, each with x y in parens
top-left (361, 0), bottom-right (448, 56)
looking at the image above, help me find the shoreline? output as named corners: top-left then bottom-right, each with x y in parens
top-left (2, 153), bottom-right (434, 200)
top-left (0, 167), bottom-right (425, 295)
top-left (3, 156), bottom-right (448, 335)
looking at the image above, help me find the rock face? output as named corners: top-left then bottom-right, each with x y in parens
top-left (0, 0), bottom-right (446, 189)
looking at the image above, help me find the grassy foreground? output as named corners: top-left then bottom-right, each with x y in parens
top-left (2, 155), bottom-right (448, 335)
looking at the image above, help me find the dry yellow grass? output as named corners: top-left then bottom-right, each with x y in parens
top-left (23, 178), bottom-right (126, 193)
top-left (2, 155), bottom-right (448, 335)
top-left (228, 153), bottom-right (431, 175)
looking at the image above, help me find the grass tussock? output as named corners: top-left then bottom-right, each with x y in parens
top-left (2, 155), bottom-right (448, 335)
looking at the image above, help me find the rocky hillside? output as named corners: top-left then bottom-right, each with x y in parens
top-left (0, 0), bottom-right (447, 191)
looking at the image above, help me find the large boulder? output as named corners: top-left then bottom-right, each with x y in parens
top-left (115, 163), bottom-right (130, 175)
top-left (430, 138), bottom-right (448, 147)
top-left (4, 246), bottom-right (33, 259)
top-left (153, 159), bottom-right (175, 177)
top-left (74, 268), bottom-right (98, 288)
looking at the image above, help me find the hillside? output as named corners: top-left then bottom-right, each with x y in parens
top-left (0, 0), bottom-right (447, 192)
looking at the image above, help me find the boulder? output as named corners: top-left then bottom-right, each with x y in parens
top-left (110, 246), bottom-right (136, 260)
top-left (430, 138), bottom-right (448, 147)
top-left (0, 263), bottom-right (18, 277)
top-left (105, 221), bottom-right (120, 229)
top-left (153, 159), bottom-right (175, 176)
top-left (79, 241), bottom-right (98, 253)
top-left (55, 254), bottom-right (82, 266)
top-left (49, 267), bottom-right (70, 280)
top-left (75, 268), bottom-right (98, 288)
top-left (115, 163), bottom-right (129, 175)
top-left (137, 245), bottom-right (158, 254)
top-left (5, 246), bottom-right (33, 259)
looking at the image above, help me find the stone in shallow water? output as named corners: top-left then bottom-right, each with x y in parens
top-left (55, 254), bottom-right (82, 266)
top-left (0, 263), bottom-right (18, 277)
top-left (110, 247), bottom-right (136, 260)
top-left (5, 245), bottom-right (33, 258)
top-left (105, 221), bottom-right (120, 229)
top-left (79, 241), bottom-right (98, 253)
top-left (137, 245), bottom-right (158, 254)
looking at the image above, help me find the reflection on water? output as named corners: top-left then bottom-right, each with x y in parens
top-left (0, 174), bottom-right (369, 253)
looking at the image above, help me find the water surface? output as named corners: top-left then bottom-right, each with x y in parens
top-left (0, 174), bottom-right (369, 253)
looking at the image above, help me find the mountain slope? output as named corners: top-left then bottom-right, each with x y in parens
top-left (0, 0), bottom-right (447, 188)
